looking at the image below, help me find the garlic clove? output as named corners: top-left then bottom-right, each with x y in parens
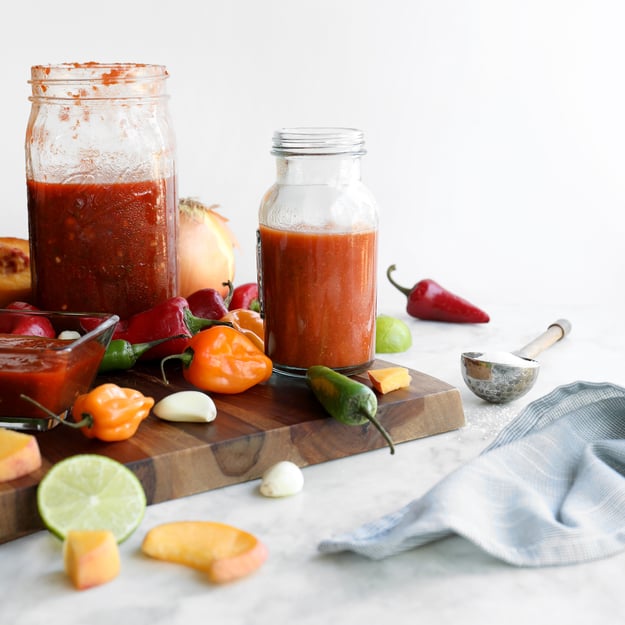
top-left (259, 461), bottom-right (304, 498)
top-left (153, 391), bottom-right (217, 423)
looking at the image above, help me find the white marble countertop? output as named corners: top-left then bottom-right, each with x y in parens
top-left (2, 294), bottom-right (624, 625)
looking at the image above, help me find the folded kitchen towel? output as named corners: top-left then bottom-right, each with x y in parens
top-left (318, 381), bottom-right (625, 566)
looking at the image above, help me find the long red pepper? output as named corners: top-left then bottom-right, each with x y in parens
top-left (387, 265), bottom-right (490, 324)
top-left (113, 297), bottom-right (234, 360)
top-left (82, 296), bottom-right (232, 360)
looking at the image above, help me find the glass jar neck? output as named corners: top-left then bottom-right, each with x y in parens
top-left (275, 155), bottom-right (362, 185)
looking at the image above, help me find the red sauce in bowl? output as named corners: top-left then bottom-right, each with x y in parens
top-left (0, 335), bottom-right (105, 419)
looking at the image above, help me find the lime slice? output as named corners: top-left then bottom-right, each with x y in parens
top-left (376, 315), bottom-right (413, 353)
top-left (37, 454), bottom-right (146, 543)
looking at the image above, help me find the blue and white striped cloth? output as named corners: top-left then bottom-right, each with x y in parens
top-left (318, 381), bottom-right (625, 566)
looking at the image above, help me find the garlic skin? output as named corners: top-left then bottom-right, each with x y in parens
top-left (260, 461), bottom-right (304, 498)
top-left (153, 391), bottom-right (217, 423)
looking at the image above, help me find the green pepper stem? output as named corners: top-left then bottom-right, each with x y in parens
top-left (386, 264), bottom-right (412, 297)
top-left (361, 409), bottom-right (396, 455)
top-left (130, 335), bottom-right (187, 358)
top-left (19, 394), bottom-right (94, 430)
top-left (184, 308), bottom-right (233, 334)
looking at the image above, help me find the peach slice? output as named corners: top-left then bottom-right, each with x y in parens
top-left (367, 366), bottom-right (412, 394)
top-left (0, 237), bottom-right (31, 307)
top-left (63, 530), bottom-right (121, 590)
top-left (142, 521), bottom-right (268, 584)
top-left (0, 428), bottom-right (42, 482)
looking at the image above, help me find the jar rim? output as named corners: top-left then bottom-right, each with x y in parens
top-left (29, 63), bottom-right (168, 85)
top-left (272, 127), bottom-right (366, 156)
top-left (28, 63), bottom-right (169, 101)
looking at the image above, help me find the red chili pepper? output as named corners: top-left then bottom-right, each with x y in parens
top-left (386, 265), bottom-right (490, 324)
top-left (0, 301), bottom-right (56, 337)
top-left (186, 283), bottom-right (232, 321)
top-left (228, 282), bottom-right (260, 312)
top-left (84, 296), bottom-right (232, 360)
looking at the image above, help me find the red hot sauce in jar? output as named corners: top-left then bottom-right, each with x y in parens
top-left (259, 226), bottom-right (377, 372)
top-left (258, 128), bottom-right (379, 376)
top-left (25, 63), bottom-right (178, 318)
top-left (27, 178), bottom-right (177, 319)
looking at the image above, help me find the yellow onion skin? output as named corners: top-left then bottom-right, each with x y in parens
top-left (177, 198), bottom-right (237, 300)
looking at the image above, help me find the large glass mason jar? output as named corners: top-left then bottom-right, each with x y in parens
top-left (25, 63), bottom-right (178, 318)
top-left (257, 128), bottom-right (379, 376)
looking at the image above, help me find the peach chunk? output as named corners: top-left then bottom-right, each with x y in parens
top-left (0, 428), bottom-right (42, 482)
top-left (142, 521), bottom-right (268, 584)
top-left (63, 530), bottom-right (121, 590)
top-left (367, 366), bottom-right (412, 394)
top-left (0, 237), bottom-right (31, 307)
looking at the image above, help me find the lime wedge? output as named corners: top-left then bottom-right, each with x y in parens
top-left (37, 454), bottom-right (146, 543)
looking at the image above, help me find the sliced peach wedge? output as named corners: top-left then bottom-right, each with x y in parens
top-left (0, 427), bottom-right (42, 482)
top-left (141, 521), bottom-right (268, 584)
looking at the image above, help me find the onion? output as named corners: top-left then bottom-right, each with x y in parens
top-left (177, 198), bottom-right (237, 300)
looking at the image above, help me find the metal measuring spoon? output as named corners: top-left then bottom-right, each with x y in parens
top-left (460, 319), bottom-right (572, 404)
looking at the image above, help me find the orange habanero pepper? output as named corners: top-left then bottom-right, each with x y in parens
top-left (219, 308), bottom-right (265, 352)
top-left (71, 383), bottom-right (154, 442)
top-left (160, 325), bottom-right (273, 394)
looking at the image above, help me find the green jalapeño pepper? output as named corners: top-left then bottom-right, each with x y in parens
top-left (306, 365), bottom-right (395, 454)
top-left (99, 336), bottom-right (186, 372)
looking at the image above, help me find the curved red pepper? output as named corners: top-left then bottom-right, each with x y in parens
top-left (387, 265), bottom-right (489, 324)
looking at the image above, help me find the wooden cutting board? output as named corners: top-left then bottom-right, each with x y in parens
top-left (0, 360), bottom-right (464, 543)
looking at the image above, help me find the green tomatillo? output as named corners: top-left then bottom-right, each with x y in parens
top-left (375, 315), bottom-right (413, 354)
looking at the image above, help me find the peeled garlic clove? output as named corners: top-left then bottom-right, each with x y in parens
top-left (260, 461), bottom-right (304, 497)
top-left (153, 391), bottom-right (217, 423)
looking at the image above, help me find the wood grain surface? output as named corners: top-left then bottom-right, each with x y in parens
top-left (0, 360), bottom-right (464, 543)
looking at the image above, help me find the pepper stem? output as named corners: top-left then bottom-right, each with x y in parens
top-left (361, 409), bottom-right (396, 455)
top-left (184, 308), bottom-right (233, 335)
top-left (160, 350), bottom-right (194, 385)
top-left (223, 280), bottom-right (234, 308)
top-left (19, 394), bottom-right (94, 430)
top-left (386, 264), bottom-right (412, 297)
top-left (130, 335), bottom-right (187, 358)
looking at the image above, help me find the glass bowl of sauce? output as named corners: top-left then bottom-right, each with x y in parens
top-left (0, 310), bottom-right (118, 431)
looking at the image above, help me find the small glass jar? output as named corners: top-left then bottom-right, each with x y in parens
top-left (257, 127), bottom-right (379, 376)
top-left (25, 63), bottom-right (178, 318)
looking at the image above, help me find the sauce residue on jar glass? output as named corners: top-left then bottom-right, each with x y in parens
top-left (259, 225), bottom-right (377, 373)
top-left (0, 335), bottom-right (106, 419)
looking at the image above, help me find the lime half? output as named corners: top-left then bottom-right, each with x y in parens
top-left (37, 454), bottom-right (146, 543)
top-left (376, 315), bottom-right (413, 353)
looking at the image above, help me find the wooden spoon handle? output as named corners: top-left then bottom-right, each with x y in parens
top-left (515, 319), bottom-right (572, 360)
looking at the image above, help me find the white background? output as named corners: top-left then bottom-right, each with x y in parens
top-left (2, 0), bottom-right (623, 316)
